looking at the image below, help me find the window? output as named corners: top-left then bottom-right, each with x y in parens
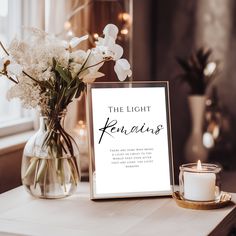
top-left (0, 0), bottom-right (85, 138)
top-left (0, 0), bottom-right (34, 137)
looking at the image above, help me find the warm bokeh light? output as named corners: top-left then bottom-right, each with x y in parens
top-left (64, 21), bottom-right (72, 30)
top-left (93, 33), bottom-right (99, 40)
top-left (119, 12), bottom-right (131, 22)
top-left (120, 28), bottom-right (128, 35)
top-left (203, 132), bottom-right (214, 148)
top-left (76, 120), bottom-right (87, 136)
top-left (67, 30), bottom-right (73, 37)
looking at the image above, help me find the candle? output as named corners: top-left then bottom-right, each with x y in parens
top-left (180, 160), bottom-right (221, 202)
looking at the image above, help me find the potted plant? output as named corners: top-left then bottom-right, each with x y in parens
top-left (177, 47), bottom-right (217, 162)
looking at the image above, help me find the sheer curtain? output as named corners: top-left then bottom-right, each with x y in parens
top-left (0, 0), bottom-right (22, 126)
top-left (0, 0), bottom-right (46, 136)
top-left (22, 0), bottom-right (45, 31)
top-left (0, 0), bottom-right (61, 136)
top-left (0, 0), bottom-right (85, 136)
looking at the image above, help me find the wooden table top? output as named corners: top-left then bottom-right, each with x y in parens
top-left (0, 182), bottom-right (235, 236)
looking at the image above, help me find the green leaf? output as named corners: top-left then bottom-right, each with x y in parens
top-left (176, 47), bottom-right (217, 95)
top-left (75, 82), bottom-right (85, 98)
top-left (52, 57), bottom-right (57, 69)
top-left (41, 80), bottom-right (54, 90)
top-left (176, 57), bottom-right (191, 72)
top-left (55, 63), bottom-right (71, 83)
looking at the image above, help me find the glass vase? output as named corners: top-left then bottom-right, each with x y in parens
top-left (21, 115), bottom-right (80, 199)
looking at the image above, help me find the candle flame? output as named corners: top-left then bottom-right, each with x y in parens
top-left (197, 160), bottom-right (202, 171)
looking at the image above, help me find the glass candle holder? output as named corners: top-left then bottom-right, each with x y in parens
top-left (179, 161), bottom-right (221, 202)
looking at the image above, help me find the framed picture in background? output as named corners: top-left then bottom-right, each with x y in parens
top-left (87, 81), bottom-right (174, 199)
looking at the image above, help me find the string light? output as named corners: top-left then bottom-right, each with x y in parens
top-left (77, 120), bottom-right (86, 136)
top-left (119, 12), bottom-right (131, 23)
top-left (64, 21), bottom-right (72, 30)
top-left (60, 4), bottom-right (132, 42)
top-left (93, 33), bottom-right (99, 40)
top-left (118, 12), bottom-right (131, 38)
top-left (120, 28), bottom-right (128, 35)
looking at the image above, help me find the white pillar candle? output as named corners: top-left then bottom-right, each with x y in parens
top-left (183, 160), bottom-right (216, 201)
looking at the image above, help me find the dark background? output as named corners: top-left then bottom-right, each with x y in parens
top-left (133, 0), bottom-right (236, 179)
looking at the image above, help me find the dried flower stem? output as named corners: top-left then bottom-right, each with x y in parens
top-left (0, 72), bottom-right (18, 84)
top-left (81, 57), bottom-right (112, 73)
top-left (7, 76), bottom-right (19, 84)
top-left (0, 41), bottom-right (9, 56)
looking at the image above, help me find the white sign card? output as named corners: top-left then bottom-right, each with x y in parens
top-left (87, 81), bottom-right (174, 199)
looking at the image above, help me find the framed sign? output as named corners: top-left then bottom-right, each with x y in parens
top-left (87, 81), bottom-right (174, 199)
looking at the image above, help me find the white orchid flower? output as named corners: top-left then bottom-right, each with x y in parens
top-left (95, 24), bottom-right (123, 61)
top-left (111, 43), bottom-right (123, 60)
top-left (70, 35), bottom-right (88, 48)
top-left (70, 50), bottom-right (87, 64)
top-left (96, 36), bottom-right (123, 60)
top-left (85, 50), bottom-right (104, 74)
top-left (83, 71), bottom-right (105, 83)
top-left (63, 35), bottom-right (88, 49)
top-left (114, 58), bottom-right (132, 81)
top-left (103, 24), bottom-right (119, 40)
top-left (70, 62), bottom-right (82, 78)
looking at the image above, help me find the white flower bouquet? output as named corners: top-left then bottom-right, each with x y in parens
top-left (0, 24), bottom-right (131, 111)
top-left (0, 24), bottom-right (132, 198)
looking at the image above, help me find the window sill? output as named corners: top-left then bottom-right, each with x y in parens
top-left (0, 117), bottom-right (34, 138)
top-left (0, 131), bottom-right (35, 156)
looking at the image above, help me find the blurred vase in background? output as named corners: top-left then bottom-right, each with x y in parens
top-left (184, 95), bottom-right (208, 162)
top-left (176, 47), bottom-right (218, 163)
